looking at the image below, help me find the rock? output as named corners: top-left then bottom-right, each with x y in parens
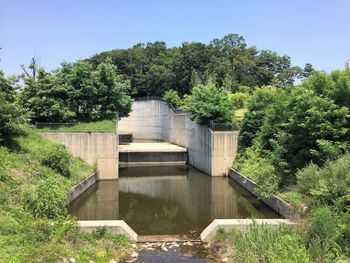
top-left (222, 258), bottom-right (229, 262)
top-left (161, 243), bottom-right (168, 252)
top-left (183, 252), bottom-right (193, 257)
top-left (185, 241), bottom-right (193, 246)
top-left (131, 252), bottom-right (138, 258)
top-left (69, 258), bottom-right (75, 263)
top-left (173, 242), bottom-right (180, 247)
top-left (131, 243), bottom-right (137, 248)
top-left (204, 242), bottom-right (211, 249)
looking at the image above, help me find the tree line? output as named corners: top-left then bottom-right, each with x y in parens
top-left (88, 34), bottom-right (314, 97)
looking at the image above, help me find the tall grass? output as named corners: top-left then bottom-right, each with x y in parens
top-left (216, 223), bottom-right (312, 263)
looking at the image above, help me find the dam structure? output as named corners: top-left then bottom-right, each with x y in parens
top-left (118, 98), bottom-right (239, 176)
top-left (40, 98), bottom-right (292, 241)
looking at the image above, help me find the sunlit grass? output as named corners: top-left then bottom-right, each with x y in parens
top-left (36, 119), bottom-right (116, 133)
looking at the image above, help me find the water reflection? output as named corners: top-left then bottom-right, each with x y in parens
top-left (69, 165), bottom-right (279, 235)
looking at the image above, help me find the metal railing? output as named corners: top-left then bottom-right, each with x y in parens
top-left (35, 122), bottom-right (79, 129)
top-left (133, 96), bottom-right (163, 102)
top-left (209, 121), bottom-right (239, 131)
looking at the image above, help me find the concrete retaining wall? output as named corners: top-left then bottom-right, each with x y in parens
top-left (41, 132), bottom-right (118, 180)
top-left (228, 169), bottom-right (295, 219)
top-left (67, 173), bottom-right (98, 204)
top-left (118, 100), bottom-right (239, 176)
top-left (79, 220), bottom-right (137, 241)
top-left (200, 219), bottom-right (297, 242)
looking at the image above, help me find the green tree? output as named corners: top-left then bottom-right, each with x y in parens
top-left (21, 60), bottom-right (132, 122)
top-left (95, 60), bottom-right (132, 119)
top-left (239, 86), bottom-right (278, 148)
top-left (182, 80), bottom-right (234, 125)
top-left (21, 69), bottom-right (74, 122)
top-left (0, 71), bottom-right (26, 144)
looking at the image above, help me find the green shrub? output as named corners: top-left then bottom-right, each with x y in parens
top-left (42, 145), bottom-right (71, 177)
top-left (27, 177), bottom-right (67, 219)
top-left (235, 147), bottom-right (278, 199)
top-left (163, 89), bottom-right (182, 108)
top-left (93, 226), bottom-right (108, 240)
top-left (52, 217), bottom-right (80, 243)
top-left (296, 154), bottom-right (350, 208)
top-left (309, 207), bottom-right (341, 261)
top-left (182, 81), bottom-right (235, 125)
top-left (229, 92), bottom-right (249, 109)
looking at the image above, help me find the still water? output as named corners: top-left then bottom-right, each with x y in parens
top-left (69, 165), bottom-right (279, 236)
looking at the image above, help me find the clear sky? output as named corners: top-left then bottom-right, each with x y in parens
top-left (1, 0), bottom-right (349, 76)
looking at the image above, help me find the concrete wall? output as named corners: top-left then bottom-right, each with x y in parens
top-left (41, 132), bottom-right (118, 180)
top-left (79, 220), bottom-right (137, 241)
top-left (229, 169), bottom-right (295, 219)
top-left (200, 219), bottom-right (297, 242)
top-left (67, 173), bottom-right (97, 204)
top-left (118, 100), bottom-right (239, 176)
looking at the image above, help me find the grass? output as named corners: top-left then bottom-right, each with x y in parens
top-left (36, 119), bottom-right (116, 133)
top-left (0, 126), bottom-right (131, 262)
top-left (214, 223), bottom-right (312, 263)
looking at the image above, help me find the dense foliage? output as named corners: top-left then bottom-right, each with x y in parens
top-left (21, 60), bottom-right (132, 122)
top-left (237, 71), bottom-right (350, 189)
top-left (0, 71), bottom-right (26, 144)
top-left (88, 34), bottom-right (313, 97)
top-left (234, 70), bottom-right (350, 262)
top-left (42, 145), bottom-right (71, 177)
top-left (182, 80), bottom-right (235, 125)
top-left (162, 89), bottom-right (183, 108)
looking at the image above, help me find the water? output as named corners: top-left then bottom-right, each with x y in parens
top-left (69, 165), bottom-right (279, 236)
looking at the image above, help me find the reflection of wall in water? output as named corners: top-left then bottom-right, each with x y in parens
top-left (118, 167), bottom-right (242, 221)
top-left (69, 180), bottom-right (119, 220)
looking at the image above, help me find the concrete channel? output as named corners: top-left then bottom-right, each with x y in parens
top-left (41, 98), bottom-right (295, 244)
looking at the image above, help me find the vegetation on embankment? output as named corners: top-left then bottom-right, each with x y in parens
top-left (0, 126), bottom-right (131, 262)
top-left (228, 70), bottom-right (350, 262)
top-left (36, 119), bottom-right (116, 133)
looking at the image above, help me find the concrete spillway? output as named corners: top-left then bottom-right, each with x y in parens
top-left (119, 142), bottom-right (187, 166)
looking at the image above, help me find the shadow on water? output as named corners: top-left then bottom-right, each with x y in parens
top-left (69, 165), bottom-right (279, 236)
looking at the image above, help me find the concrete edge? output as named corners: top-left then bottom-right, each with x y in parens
top-left (78, 220), bottom-right (138, 241)
top-left (200, 219), bottom-right (297, 242)
top-left (228, 169), bottom-right (296, 219)
top-left (67, 173), bottom-right (98, 205)
top-left (39, 132), bottom-right (117, 135)
top-left (119, 148), bottom-right (187, 153)
top-left (119, 161), bottom-right (186, 167)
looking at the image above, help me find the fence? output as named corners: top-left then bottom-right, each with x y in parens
top-left (209, 121), bottom-right (239, 131)
top-left (35, 122), bottom-right (79, 129)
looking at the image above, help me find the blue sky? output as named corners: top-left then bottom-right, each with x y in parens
top-left (1, 0), bottom-right (349, 75)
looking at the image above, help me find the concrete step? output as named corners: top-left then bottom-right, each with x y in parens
top-left (137, 235), bottom-right (200, 242)
top-left (119, 142), bottom-right (187, 166)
